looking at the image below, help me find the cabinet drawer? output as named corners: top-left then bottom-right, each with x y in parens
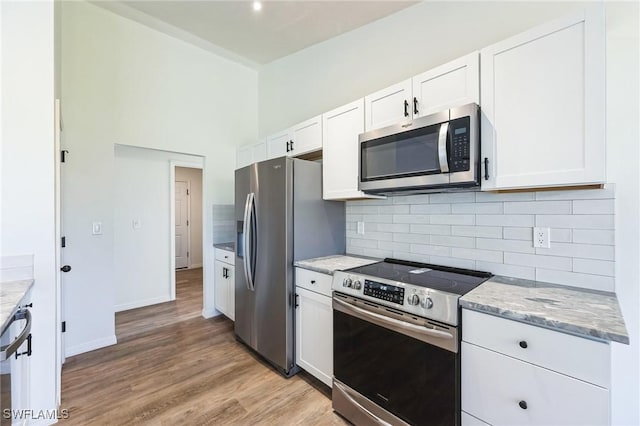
top-left (462, 309), bottom-right (609, 387)
top-left (462, 342), bottom-right (609, 426)
top-left (295, 268), bottom-right (333, 297)
top-left (214, 248), bottom-right (235, 265)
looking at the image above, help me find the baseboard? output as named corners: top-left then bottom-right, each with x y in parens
top-left (66, 335), bottom-right (117, 358)
top-left (188, 263), bottom-right (203, 269)
top-left (202, 307), bottom-right (222, 319)
top-left (114, 295), bottom-right (171, 312)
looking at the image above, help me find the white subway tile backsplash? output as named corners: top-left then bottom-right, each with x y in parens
top-left (410, 204), bottom-right (451, 214)
top-left (573, 229), bottom-right (615, 245)
top-left (573, 199), bottom-right (614, 215)
top-left (573, 259), bottom-right (615, 276)
top-left (536, 269), bottom-right (614, 292)
top-left (431, 235), bottom-right (475, 248)
top-left (452, 202), bottom-right (503, 214)
top-left (410, 224), bottom-right (451, 235)
top-left (451, 248), bottom-right (503, 263)
top-left (430, 214), bottom-right (475, 225)
top-left (345, 187), bottom-right (616, 293)
top-left (535, 214), bottom-right (614, 229)
top-left (477, 215), bottom-right (534, 227)
top-left (452, 226), bottom-right (503, 238)
top-left (476, 238), bottom-right (535, 254)
top-left (475, 261), bottom-right (536, 280)
top-left (504, 201), bottom-right (572, 214)
top-left (504, 252), bottom-right (572, 271)
top-left (536, 243), bottom-right (614, 260)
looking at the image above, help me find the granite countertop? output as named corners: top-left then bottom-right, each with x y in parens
top-left (460, 276), bottom-right (629, 344)
top-left (294, 254), bottom-right (380, 275)
top-left (1, 279), bottom-right (34, 332)
top-left (214, 242), bottom-right (235, 252)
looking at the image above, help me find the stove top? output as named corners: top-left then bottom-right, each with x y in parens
top-left (345, 258), bottom-right (492, 296)
top-left (332, 258), bottom-right (492, 326)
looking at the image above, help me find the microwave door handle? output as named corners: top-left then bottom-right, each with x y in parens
top-left (438, 122), bottom-right (450, 173)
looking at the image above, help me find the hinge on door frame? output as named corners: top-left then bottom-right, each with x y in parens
top-left (187, 220), bottom-right (189, 226)
top-left (62, 321), bottom-right (66, 333)
top-left (61, 236), bottom-right (66, 248)
top-left (187, 189), bottom-right (190, 195)
top-left (187, 251), bottom-right (190, 257)
top-left (61, 150), bottom-right (69, 163)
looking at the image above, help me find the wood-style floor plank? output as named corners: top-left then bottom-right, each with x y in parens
top-left (60, 268), bottom-right (347, 425)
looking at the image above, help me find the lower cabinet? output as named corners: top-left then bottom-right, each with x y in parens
top-left (214, 249), bottom-right (235, 320)
top-left (461, 309), bottom-right (610, 426)
top-left (295, 268), bottom-right (333, 387)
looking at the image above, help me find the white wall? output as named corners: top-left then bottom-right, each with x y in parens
top-left (113, 146), bottom-right (203, 312)
top-left (258, 2), bottom-right (640, 424)
top-left (61, 1), bottom-right (257, 355)
top-left (1, 0), bottom-right (58, 419)
top-left (176, 166), bottom-right (203, 268)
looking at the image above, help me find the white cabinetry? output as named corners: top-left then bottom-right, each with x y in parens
top-left (214, 248), bottom-right (235, 320)
top-left (236, 140), bottom-right (267, 169)
top-left (322, 99), bottom-right (383, 200)
top-left (266, 115), bottom-right (322, 159)
top-left (364, 52), bottom-right (479, 131)
top-left (295, 267), bottom-right (333, 387)
top-left (461, 309), bottom-right (610, 426)
top-left (480, 7), bottom-right (605, 190)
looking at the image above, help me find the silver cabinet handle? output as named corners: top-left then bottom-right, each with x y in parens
top-left (334, 381), bottom-right (393, 426)
top-left (438, 122), bottom-right (450, 173)
top-left (0, 309), bottom-right (32, 361)
top-left (242, 193), bottom-right (254, 291)
top-left (333, 297), bottom-right (453, 340)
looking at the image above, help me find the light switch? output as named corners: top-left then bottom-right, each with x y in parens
top-left (92, 222), bottom-right (102, 235)
top-left (133, 219), bottom-right (142, 230)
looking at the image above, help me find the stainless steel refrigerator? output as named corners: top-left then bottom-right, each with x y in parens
top-left (234, 157), bottom-right (345, 377)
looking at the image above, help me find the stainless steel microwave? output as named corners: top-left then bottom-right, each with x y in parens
top-left (358, 103), bottom-right (480, 194)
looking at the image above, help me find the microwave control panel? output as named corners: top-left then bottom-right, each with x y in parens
top-left (449, 116), bottom-right (471, 172)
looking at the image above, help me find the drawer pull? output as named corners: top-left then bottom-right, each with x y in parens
top-left (519, 400), bottom-right (528, 410)
top-left (519, 340), bottom-right (528, 349)
top-left (311, 280), bottom-right (316, 284)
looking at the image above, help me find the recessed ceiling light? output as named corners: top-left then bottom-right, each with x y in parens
top-left (253, 1), bottom-right (262, 12)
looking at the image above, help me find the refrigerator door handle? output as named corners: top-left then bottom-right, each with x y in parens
top-left (248, 192), bottom-right (257, 291)
top-left (242, 193), bottom-right (255, 291)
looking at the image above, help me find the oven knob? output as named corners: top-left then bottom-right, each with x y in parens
top-left (353, 280), bottom-right (362, 290)
top-left (421, 297), bottom-right (434, 309)
top-left (344, 278), bottom-right (353, 288)
top-left (407, 294), bottom-right (420, 306)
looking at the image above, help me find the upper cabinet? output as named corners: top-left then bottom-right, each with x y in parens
top-left (480, 7), bottom-right (606, 191)
top-left (364, 52), bottom-right (480, 131)
top-left (236, 139), bottom-right (267, 169)
top-left (322, 99), bottom-right (383, 200)
top-left (266, 115), bottom-right (323, 160)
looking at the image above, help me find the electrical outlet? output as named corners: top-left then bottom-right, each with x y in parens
top-left (533, 227), bottom-right (550, 248)
top-left (92, 222), bottom-right (102, 235)
top-left (357, 221), bottom-right (365, 235)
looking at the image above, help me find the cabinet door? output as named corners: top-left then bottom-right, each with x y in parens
top-left (322, 99), bottom-right (382, 200)
top-left (481, 7), bottom-right (605, 190)
top-left (266, 129), bottom-right (291, 159)
top-left (214, 261), bottom-right (229, 317)
top-left (412, 52), bottom-right (479, 118)
top-left (236, 145), bottom-right (252, 169)
top-left (364, 79), bottom-right (412, 131)
top-left (226, 265), bottom-right (235, 321)
top-left (290, 115), bottom-right (322, 156)
top-left (251, 140), bottom-right (267, 163)
top-left (295, 287), bottom-right (333, 387)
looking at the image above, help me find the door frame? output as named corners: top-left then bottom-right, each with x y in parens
top-left (174, 179), bottom-right (191, 270)
top-left (169, 160), bottom-right (203, 301)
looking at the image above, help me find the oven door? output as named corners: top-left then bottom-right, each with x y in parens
top-left (359, 111), bottom-right (450, 193)
top-left (333, 293), bottom-right (459, 426)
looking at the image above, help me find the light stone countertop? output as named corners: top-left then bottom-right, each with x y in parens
top-left (1, 279), bottom-right (34, 332)
top-left (294, 255), bottom-right (381, 275)
top-left (460, 276), bottom-right (629, 344)
top-left (214, 242), bottom-right (235, 252)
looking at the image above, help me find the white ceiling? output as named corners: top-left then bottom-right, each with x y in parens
top-left (94, 1), bottom-right (417, 67)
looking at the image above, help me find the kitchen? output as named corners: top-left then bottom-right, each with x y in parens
top-left (0, 1), bottom-right (638, 425)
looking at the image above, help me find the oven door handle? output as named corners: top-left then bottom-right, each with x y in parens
top-left (334, 381), bottom-right (394, 426)
top-left (438, 121), bottom-right (450, 173)
top-left (0, 309), bottom-right (32, 362)
top-left (333, 297), bottom-right (454, 340)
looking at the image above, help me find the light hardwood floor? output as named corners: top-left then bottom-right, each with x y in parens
top-left (60, 268), bottom-right (346, 425)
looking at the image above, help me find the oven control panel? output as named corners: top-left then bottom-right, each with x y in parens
top-left (363, 280), bottom-right (404, 304)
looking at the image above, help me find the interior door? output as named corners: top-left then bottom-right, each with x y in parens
top-left (175, 181), bottom-right (189, 269)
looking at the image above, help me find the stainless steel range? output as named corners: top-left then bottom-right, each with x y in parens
top-left (331, 258), bottom-right (492, 426)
